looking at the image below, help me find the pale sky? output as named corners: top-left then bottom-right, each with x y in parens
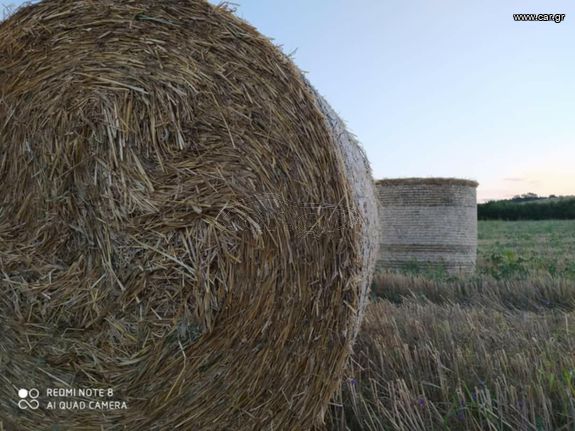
top-left (3, 0), bottom-right (575, 201)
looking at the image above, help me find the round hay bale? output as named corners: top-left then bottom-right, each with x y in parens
top-left (0, 0), bottom-right (377, 430)
top-left (376, 178), bottom-right (478, 275)
top-left (304, 85), bottom-right (379, 332)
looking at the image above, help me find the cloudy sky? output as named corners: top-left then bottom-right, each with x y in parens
top-left (4, 0), bottom-right (575, 201)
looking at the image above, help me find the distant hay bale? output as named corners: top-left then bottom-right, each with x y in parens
top-left (376, 178), bottom-right (478, 275)
top-left (0, 1), bottom-right (377, 430)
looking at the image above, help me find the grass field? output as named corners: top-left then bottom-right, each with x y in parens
top-left (479, 220), bottom-right (575, 279)
top-left (329, 220), bottom-right (575, 431)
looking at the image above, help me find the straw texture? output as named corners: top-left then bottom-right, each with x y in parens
top-left (307, 87), bottom-right (379, 333)
top-left (376, 178), bottom-right (478, 274)
top-left (0, 1), bottom-right (377, 429)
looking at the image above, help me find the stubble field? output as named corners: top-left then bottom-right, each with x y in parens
top-left (329, 220), bottom-right (575, 431)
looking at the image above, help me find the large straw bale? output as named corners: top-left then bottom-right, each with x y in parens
top-left (376, 177), bottom-right (478, 275)
top-left (0, 1), bottom-right (377, 429)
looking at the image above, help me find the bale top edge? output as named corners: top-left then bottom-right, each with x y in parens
top-left (375, 177), bottom-right (479, 188)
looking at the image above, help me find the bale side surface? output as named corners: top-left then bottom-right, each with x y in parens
top-left (0, 1), bottom-right (375, 429)
top-left (377, 181), bottom-right (478, 274)
top-left (304, 84), bottom-right (379, 335)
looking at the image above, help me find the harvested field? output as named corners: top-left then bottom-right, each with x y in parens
top-left (330, 220), bottom-right (575, 430)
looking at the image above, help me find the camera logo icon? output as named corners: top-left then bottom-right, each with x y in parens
top-left (18, 388), bottom-right (40, 410)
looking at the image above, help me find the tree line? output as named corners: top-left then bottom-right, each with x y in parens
top-left (478, 196), bottom-right (575, 220)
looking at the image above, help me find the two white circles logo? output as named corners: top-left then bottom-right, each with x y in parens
top-left (18, 388), bottom-right (40, 410)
